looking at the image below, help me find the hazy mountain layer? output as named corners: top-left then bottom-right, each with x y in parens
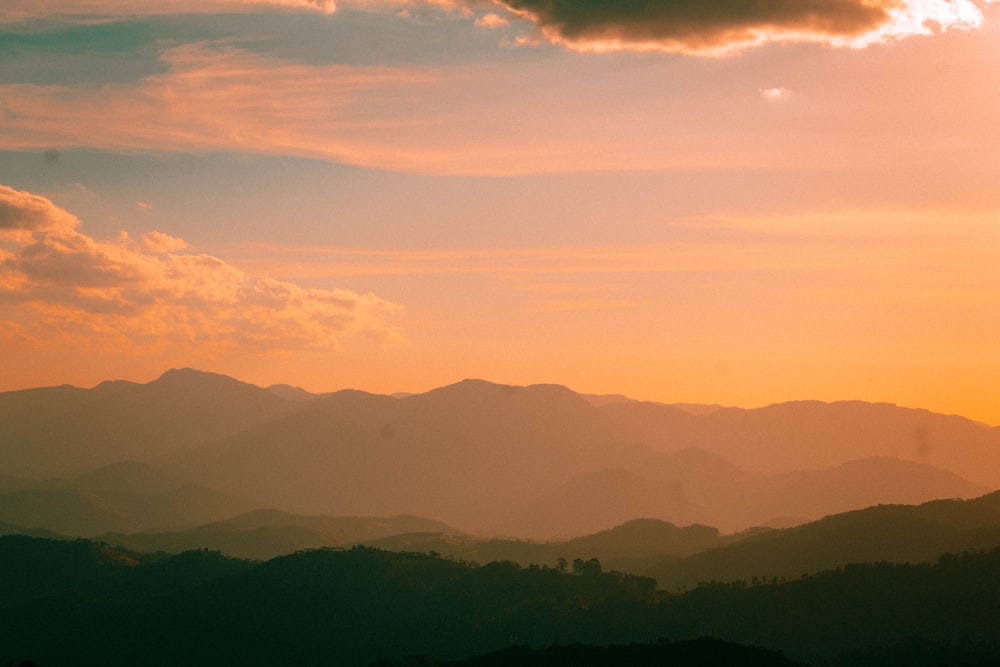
top-left (66, 490), bottom-right (1000, 598)
top-left (98, 510), bottom-right (463, 561)
top-left (0, 369), bottom-right (298, 478)
top-left (0, 370), bottom-right (995, 537)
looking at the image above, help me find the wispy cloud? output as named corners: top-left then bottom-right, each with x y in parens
top-left (0, 42), bottom-right (447, 169)
top-left (225, 228), bottom-right (873, 279)
top-left (228, 211), bottom-right (1000, 307)
top-left (486, 0), bottom-right (998, 54)
top-left (0, 39), bottom-right (855, 176)
top-left (0, 0), bottom-right (334, 23)
top-left (0, 184), bottom-right (402, 353)
top-left (2, 7), bottom-right (997, 177)
top-left (0, 0), bottom-right (480, 22)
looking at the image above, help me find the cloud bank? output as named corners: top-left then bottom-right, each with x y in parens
top-left (2, 0), bottom-right (994, 53)
top-left (0, 185), bottom-right (401, 354)
top-left (489, 0), bottom-right (997, 54)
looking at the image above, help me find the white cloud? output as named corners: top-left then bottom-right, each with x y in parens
top-left (759, 87), bottom-right (792, 101)
top-left (475, 12), bottom-right (509, 28)
top-left (0, 184), bottom-right (402, 353)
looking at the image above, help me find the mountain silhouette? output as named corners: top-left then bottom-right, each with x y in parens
top-left (634, 489), bottom-right (1000, 590)
top-left (6, 534), bottom-right (1000, 666)
top-left (0, 371), bottom-right (994, 537)
top-left (0, 368), bottom-right (298, 478)
top-left (98, 510), bottom-right (462, 561)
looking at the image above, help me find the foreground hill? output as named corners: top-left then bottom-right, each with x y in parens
top-left (395, 639), bottom-right (805, 666)
top-left (632, 490), bottom-right (1000, 590)
top-left (5, 535), bottom-right (1000, 666)
top-left (358, 490), bottom-right (1000, 593)
top-left (0, 370), bottom-right (995, 536)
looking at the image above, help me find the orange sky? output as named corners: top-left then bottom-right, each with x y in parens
top-left (1, 0), bottom-right (999, 424)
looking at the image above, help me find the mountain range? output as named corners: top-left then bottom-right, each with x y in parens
top-left (1, 368), bottom-right (997, 538)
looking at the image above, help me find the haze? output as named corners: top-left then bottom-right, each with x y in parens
top-left (2, 0), bottom-right (1000, 427)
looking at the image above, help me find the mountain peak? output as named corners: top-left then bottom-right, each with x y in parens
top-left (149, 368), bottom-right (268, 394)
top-left (157, 367), bottom-right (233, 383)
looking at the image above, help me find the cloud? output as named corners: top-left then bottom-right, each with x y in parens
top-left (0, 0), bottom-right (335, 22)
top-left (0, 43), bottom-right (455, 172)
top-left (759, 86), bottom-right (792, 101)
top-left (1, 0), bottom-right (993, 53)
top-left (0, 42), bottom-right (767, 175)
top-left (0, 0), bottom-right (480, 22)
top-left (486, 0), bottom-right (998, 54)
top-left (0, 185), bottom-right (81, 236)
top-left (0, 185), bottom-right (402, 354)
top-left (142, 230), bottom-right (187, 253)
top-left (475, 12), bottom-right (509, 28)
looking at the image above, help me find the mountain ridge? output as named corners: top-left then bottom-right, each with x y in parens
top-left (1, 369), bottom-right (996, 537)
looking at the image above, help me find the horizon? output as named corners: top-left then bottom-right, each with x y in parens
top-left (2, 1), bottom-right (1000, 426)
top-left (4, 365), bottom-right (996, 428)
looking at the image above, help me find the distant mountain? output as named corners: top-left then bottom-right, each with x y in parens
top-left (62, 460), bottom-right (187, 496)
top-left (501, 453), bottom-right (984, 536)
top-left (0, 521), bottom-right (65, 540)
top-left (364, 517), bottom-right (734, 570)
top-left (596, 398), bottom-right (1000, 486)
top-left (0, 474), bottom-right (30, 494)
top-left (580, 393), bottom-right (726, 415)
top-left (265, 383), bottom-right (320, 401)
top-left (560, 518), bottom-right (727, 560)
top-left (98, 510), bottom-right (462, 561)
top-left (0, 368), bottom-right (299, 478)
top-left (579, 392), bottom-right (637, 407)
top-left (0, 461), bottom-right (252, 537)
top-left (167, 379), bottom-right (655, 533)
top-left (0, 371), bottom-right (995, 537)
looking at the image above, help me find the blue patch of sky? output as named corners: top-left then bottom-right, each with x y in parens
top-left (0, 18), bottom-right (203, 85)
top-left (192, 8), bottom-right (559, 66)
top-left (0, 149), bottom-right (806, 251)
top-left (0, 9), bottom-right (557, 89)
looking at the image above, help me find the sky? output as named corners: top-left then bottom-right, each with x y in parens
top-left (1, 0), bottom-right (999, 424)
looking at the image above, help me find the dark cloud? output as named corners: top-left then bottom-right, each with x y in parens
top-left (490, 0), bottom-right (988, 53)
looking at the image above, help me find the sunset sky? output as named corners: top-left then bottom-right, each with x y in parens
top-left (1, 0), bottom-right (999, 424)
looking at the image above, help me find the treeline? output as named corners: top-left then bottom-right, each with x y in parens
top-left (4, 535), bottom-right (1000, 666)
top-left (376, 638), bottom-right (806, 666)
